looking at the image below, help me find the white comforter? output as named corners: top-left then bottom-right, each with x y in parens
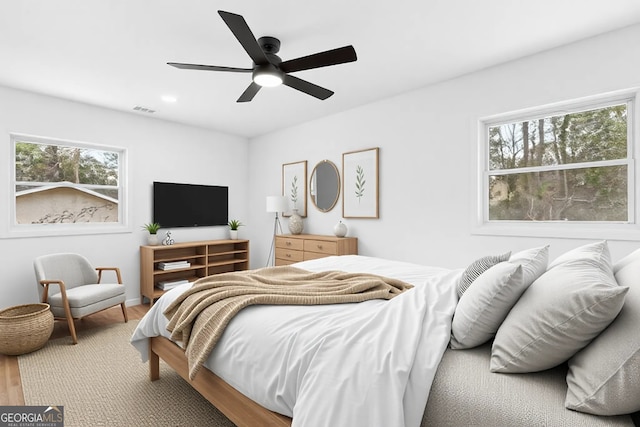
top-left (131, 255), bottom-right (460, 427)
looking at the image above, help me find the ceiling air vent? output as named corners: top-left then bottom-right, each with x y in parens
top-left (133, 105), bottom-right (156, 114)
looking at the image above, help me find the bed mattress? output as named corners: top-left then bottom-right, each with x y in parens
top-left (131, 255), bottom-right (460, 427)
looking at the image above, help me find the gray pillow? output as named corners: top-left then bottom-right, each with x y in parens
top-left (450, 262), bottom-right (523, 349)
top-left (490, 241), bottom-right (628, 373)
top-left (450, 246), bottom-right (549, 349)
top-left (508, 245), bottom-right (549, 288)
top-left (565, 247), bottom-right (640, 415)
top-left (457, 251), bottom-right (511, 298)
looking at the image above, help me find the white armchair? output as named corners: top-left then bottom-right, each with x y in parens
top-left (33, 253), bottom-right (128, 344)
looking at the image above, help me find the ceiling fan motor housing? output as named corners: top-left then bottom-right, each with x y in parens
top-left (258, 36), bottom-right (280, 55)
top-left (252, 37), bottom-right (284, 87)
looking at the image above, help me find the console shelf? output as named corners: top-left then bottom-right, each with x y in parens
top-left (140, 239), bottom-right (249, 306)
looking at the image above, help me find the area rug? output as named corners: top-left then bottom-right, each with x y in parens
top-left (18, 321), bottom-right (236, 426)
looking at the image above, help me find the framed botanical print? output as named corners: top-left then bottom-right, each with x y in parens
top-left (282, 160), bottom-right (307, 217)
top-left (342, 147), bottom-right (379, 218)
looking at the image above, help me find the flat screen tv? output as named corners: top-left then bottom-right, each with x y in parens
top-left (153, 181), bottom-right (228, 228)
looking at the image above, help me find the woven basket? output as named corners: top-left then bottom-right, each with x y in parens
top-left (0, 303), bottom-right (54, 356)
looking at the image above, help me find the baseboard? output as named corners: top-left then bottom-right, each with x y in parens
top-left (126, 297), bottom-right (144, 307)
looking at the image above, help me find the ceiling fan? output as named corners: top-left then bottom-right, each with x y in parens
top-left (168, 10), bottom-right (357, 103)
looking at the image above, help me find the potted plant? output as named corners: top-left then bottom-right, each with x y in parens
top-left (142, 222), bottom-right (161, 245)
top-left (228, 219), bottom-right (243, 240)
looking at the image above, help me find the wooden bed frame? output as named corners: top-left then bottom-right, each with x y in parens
top-left (149, 336), bottom-right (292, 427)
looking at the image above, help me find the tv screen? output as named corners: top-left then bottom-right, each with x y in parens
top-left (153, 181), bottom-right (228, 228)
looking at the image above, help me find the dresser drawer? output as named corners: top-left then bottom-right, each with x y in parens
top-left (303, 239), bottom-right (338, 255)
top-left (303, 251), bottom-right (331, 261)
top-left (276, 237), bottom-right (304, 251)
top-left (275, 247), bottom-right (304, 263)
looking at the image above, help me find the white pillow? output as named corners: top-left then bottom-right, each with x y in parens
top-left (450, 246), bottom-right (549, 350)
top-left (491, 241), bottom-right (628, 373)
top-left (450, 262), bottom-right (523, 349)
top-left (457, 252), bottom-right (511, 298)
top-left (565, 247), bottom-right (640, 415)
top-left (508, 245), bottom-right (549, 287)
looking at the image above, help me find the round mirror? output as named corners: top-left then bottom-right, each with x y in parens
top-left (310, 160), bottom-right (340, 212)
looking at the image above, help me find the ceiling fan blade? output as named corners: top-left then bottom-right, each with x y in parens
top-left (283, 74), bottom-right (333, 100)
top-left (280, 46), bottom-right (357, 73)
top-left (218, 10), bottom-right (269, 65)
top-left (237, 82), bottom-right (261, 103)
top-left (167, 62), bottom-right (252, 73)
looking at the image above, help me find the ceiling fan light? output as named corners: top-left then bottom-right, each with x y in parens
top-left (254, 73), bottom-right (282, 87)
top-left (253, 66), bottom-right (283, 87)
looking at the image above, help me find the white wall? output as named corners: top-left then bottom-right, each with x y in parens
top-left (247, 24), bottom-right (640, 269)
top-left (0, 86), bottom-right (249, 308)
top-left (3, 24), bottom-right (639, 310)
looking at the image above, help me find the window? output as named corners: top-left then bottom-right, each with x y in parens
top-left (476, 91), bottom-right (639, 239)
top-left (8, 134), bottom-right (129, 237)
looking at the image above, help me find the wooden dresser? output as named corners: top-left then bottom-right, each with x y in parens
top-left (274, 234), bottom-right (357, 266)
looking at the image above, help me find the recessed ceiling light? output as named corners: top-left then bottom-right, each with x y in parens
top-left (133, 105), bottom-right (156, 114)
top-left (161, 95), bottom-right (177, 103)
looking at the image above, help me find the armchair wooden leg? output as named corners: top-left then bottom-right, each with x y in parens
top-left (121, 302), bottom-right (129, 323)
top-left (56, 285), bottom-right (78, 345)
top-left (66, 314), bottom-right (78, 345)
top-left (59, 302), bottom-right (78, 344)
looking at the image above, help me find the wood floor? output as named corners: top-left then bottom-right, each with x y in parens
top-left (0, 304), bottom-right (149, 406)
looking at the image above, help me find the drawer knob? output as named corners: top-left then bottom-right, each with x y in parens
top-left (286, 242), bottom-right (292, 246)
top-left (317, 245), bottom-right (323, 249)
top-left (286, 254), bottom-right (291, 258)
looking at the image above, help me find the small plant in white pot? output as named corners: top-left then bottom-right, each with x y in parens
top-left (228, 219), bottom-right (244, 240)
top-left (142, 222), bottom-right (161, 245)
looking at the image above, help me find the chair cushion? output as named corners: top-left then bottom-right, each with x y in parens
top-left (49, 284), bottom-right (125, 308)
top-left (49, 293), bottom-right (126, 319)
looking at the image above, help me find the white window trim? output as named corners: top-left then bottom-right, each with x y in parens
top-left (4, 133), bottom-right (131, 239)
top-left (472, 89), bottom-right (640, 241)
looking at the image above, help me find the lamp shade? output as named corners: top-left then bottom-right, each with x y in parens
top-left (266, 195), bottom-right (287, 213)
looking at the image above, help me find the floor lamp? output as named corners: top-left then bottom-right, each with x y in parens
top-left (266, 195), bottom-right (288, 267)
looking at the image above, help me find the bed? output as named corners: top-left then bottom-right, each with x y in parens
top-left (131, 242), bottom-right (640, 427)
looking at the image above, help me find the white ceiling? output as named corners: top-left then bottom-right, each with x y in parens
top-left (2, 1), bottom-right (640, 138)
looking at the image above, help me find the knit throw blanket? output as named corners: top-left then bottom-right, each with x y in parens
top-left (163, 266), bottom-right (413, 379)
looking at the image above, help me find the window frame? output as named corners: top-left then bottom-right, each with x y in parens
top-left (473, 89), bottom-right (640, 241)
top-left (5, 133), bottom-right (130, 238)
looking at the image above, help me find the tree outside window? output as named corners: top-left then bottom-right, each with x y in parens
top-left (485, 101), bottom-right (631, 223)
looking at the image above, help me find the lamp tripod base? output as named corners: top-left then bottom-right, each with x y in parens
top-left (266, 213), bottom-right (283, 267)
